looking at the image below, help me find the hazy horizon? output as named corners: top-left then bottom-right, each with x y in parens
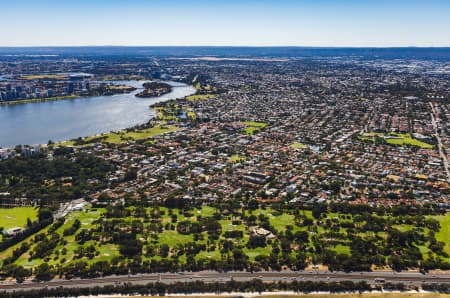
top-left (1, 46), bottom-right (450, 48)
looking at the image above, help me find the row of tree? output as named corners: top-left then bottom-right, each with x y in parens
top-left (0, 280), bottom-right (415, 298)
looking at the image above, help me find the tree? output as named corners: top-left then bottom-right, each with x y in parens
top-left (34, 263), bottom-right (54, 281)
top-left (312, 204), bottom-right (327, 220)
top-left (38, 208), bottom-right (53, 222)
top-left (119, 239), bottom-right (143, 258)
top-left (248, 199), bottom-right (259, 210)
top-left (247, 235), bottom-right (266, 248)
top-left (11, 265), bottom-right (31, 283)
top-left (124, 169), bottom-right (138, 181)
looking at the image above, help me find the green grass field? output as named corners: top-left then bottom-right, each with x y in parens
top-left (359, 132), bottom-right (433, 149)
top-left (57, 125), bottom-right (179, 146)
top-left (20, 74), bottom-right (68, 80)
top-left (230, 154), bottom-right (247, 163)
top-left (186, 94), bottom-right (217, 101)
top-left (242, 121), bottom-right (268, 135)
top-left (184, 107), bottom-right (197, 120)
top-left (15, 208), bottom-right (109, 268)
top-left (433, 213), bottom-right (450, 255)
top-left (334, 244), bottom-right (351, 255)
top-left (290, 142), bottom-right (308, 149)
top-left (242, 121), bottom-right (268, 128)
top-left (101, 126), bottom-right (179, 144)
top-left (0, 207), bottom-right (38, 230)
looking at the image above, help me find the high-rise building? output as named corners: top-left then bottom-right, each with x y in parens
top-left (22, 147), bottom-right (31, 158)
top-left (67, 82), bottom-right (74, 94)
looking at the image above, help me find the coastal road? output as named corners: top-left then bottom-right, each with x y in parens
top-left (1, 270), bottom-right (450, 292)
top-left (430, 102), bottom-right (450, 183)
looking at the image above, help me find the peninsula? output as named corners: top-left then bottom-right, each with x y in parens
top-left (135, 81), bottom-right (172, 98)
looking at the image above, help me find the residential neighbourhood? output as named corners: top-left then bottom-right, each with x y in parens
top-left (0, 56), bottom-right (449, 208)
top-left (0, 51), bottom-right (450, 292)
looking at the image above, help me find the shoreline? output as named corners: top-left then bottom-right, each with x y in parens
top-left (0, 85), bottom-right (139, 107)
top-left (0, 80), bottom-right (196, 149)
top-left (0, 95), bottom-right (80, 106)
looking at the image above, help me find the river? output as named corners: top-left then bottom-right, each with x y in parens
top-left (0, 81), bottom-right (196, 148)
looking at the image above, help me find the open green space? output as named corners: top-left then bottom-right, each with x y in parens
top-left (241, 121), bottom-right (268, 135)
top-left (242, 121), bottom-right (268, 128)
top-left (101, 126), bottom-right (179, 144)
top-left (290, 142), bottom-right (308, 149)
top-left (359, 132), bottom-right (433, 149)
top-left (334, 244), bottom-right (351, 255)
top-left (432, 212), bottom-right (450, 255)
top-left (186, 94), bottom-right (217, 101)
top-left (154, 105), bottom-right (185, 121)
top-left (58, 125), bottom-right (179, 146)
top-left (230, 154), bottom-right (247, 163)
top-left (1, 203), bottom-right (450, 278)
top-left (0, 207), bottom-right (38, 231)
top-left (20, 74), bottom-right (69, 80)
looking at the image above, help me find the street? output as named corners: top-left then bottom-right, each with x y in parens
top-left (1, 270), bottom-right (450, 292)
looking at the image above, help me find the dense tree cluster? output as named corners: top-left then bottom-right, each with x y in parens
top-left (1, 200), bottom-right (449, 282)
top-left (0, 280), bottom-right (409, 298)
top-left (0, 153), bottom-right (114, 207)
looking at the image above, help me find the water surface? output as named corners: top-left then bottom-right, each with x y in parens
top-left (0, 81), bottom-right (195, 147)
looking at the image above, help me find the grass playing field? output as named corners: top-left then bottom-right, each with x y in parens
top-left (290, 142), bottom-right (308, 149)
top-left (0, 207), bottom-right (38, 231)
top-left (230, 154), bottom-right (247, 163)
top-left (432, 212), bottom-right (450, 255)
top-left (186, 94), bottom-right (217, 101)
top-left (242, 121), bottom-right (268, 135)
top-left (358, 132), bottom-right (433, 149)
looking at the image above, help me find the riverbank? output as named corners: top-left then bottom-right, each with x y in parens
top-left (0, 84), bottom-right (139, 106)
top-left (0, 95), bottom-right (79, 106)
top-left (0, 81), bottom-right (196, 148)
top-left (57, 124), bottom-right (179, 146)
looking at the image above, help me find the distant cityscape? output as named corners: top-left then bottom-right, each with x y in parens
top-left (0, 74), bottom-right (92, 101)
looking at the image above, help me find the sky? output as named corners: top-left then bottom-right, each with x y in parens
top-left (0, 0), bottom-right (449, 47)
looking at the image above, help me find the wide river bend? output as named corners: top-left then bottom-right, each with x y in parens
top-left (0, 81), bottom-right (196, 148)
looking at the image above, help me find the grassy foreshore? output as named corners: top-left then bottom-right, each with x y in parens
top-left (0, 95), bottom-right (78, 106)
top-left (57, 125), bottom-right (179, 147)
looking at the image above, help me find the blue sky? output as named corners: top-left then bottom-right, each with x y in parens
top-left (0, 0), bottom-right (449, 46)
